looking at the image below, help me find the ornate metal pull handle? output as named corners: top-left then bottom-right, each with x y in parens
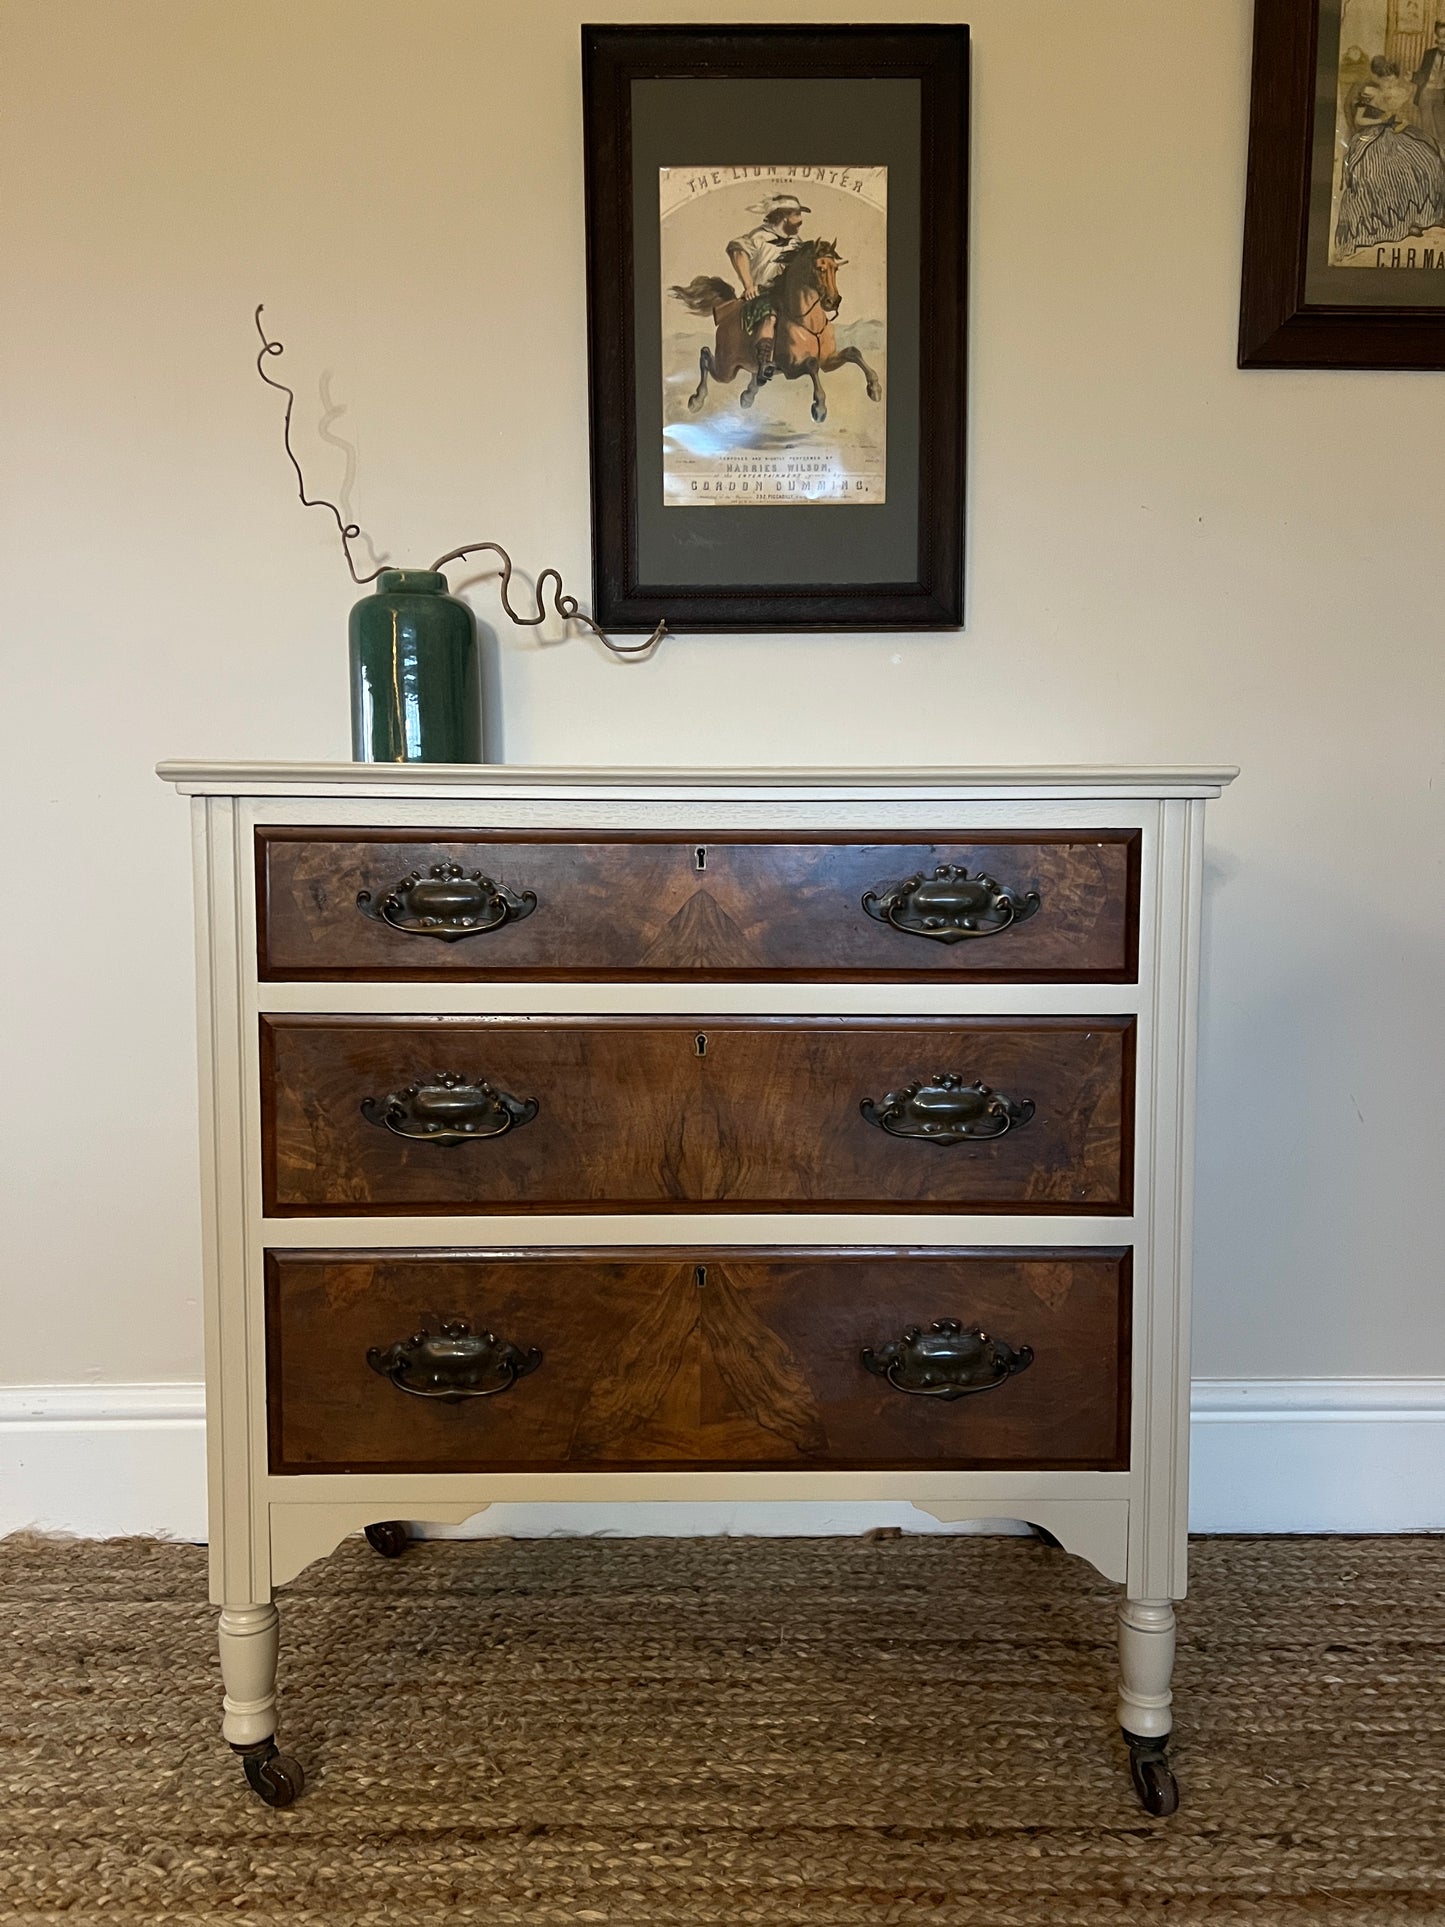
top-left (367, 1316), bottom-right (542, 1402)
top-left (860, 1074), bottom-right (1034, 1144)
top-left (357, 862), bottom-right (537, 941)
top-left (360, 1072), bottom-right (539, 1145)
top-left (861, 1320), bottom-right (1033, 1400)
top-left (862, 864), bottom-right (1040, 943)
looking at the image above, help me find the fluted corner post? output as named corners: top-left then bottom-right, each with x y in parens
top-left (217, 1602), bottom-right (279, 1748)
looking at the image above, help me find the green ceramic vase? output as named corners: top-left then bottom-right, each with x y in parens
top-left (349, 569), bottom-right (482, 763)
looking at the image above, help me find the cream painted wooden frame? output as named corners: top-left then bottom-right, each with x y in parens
top-left (160, 762), bottom-right (1235, 1794)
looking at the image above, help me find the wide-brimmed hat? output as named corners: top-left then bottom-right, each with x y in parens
top-left (750, 193), bottom-right (811, 217)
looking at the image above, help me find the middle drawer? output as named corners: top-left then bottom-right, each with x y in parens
top-left (261, 1016), bottom-right (1134, 1214)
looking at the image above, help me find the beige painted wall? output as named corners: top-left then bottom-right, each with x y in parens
top-left (2, 0), bottom-right (1441, 1388)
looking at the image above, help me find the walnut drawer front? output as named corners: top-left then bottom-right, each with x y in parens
top-left (265, 1248), bottom-right (1130, 1474)
top-left (261, 1015), bottom-right (1134, 1215)
top-left (257, 831), bottom-right (1139, 981)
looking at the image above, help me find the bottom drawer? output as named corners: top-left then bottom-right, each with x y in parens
top-left (266, 1248), bottom-right (1130, 1475)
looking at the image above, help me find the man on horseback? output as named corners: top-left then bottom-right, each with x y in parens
top-left (668, 191), bottom-right (879, 427)
top-left (724, 194), bottom-right (810, 384)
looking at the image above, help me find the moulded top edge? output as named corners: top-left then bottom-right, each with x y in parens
top-left (156, 760), bottom-right (1239, 798)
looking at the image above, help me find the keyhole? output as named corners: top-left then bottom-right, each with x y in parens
top-left (694, 845), bottom-right (707, 871)
top-left (694, 1265), bottom-right (707, 1290)
top-left (694, 1033), bottom-right (708, 1056)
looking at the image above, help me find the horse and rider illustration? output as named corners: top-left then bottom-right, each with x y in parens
top-left (668, 193), bottom-right (882, 425)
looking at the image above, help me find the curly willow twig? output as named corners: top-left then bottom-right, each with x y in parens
top-left (255, 305), bottom-right (385, 585)
top-left (254, 305), bottom-right (669, 656)
top-left (428, 544), bottom-right (666, 656)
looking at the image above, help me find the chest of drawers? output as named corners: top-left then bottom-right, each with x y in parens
top-left (160, 760), bottom-right (1235, 1816)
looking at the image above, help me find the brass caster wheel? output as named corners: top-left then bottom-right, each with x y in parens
top-left (236, 1740), bottom-right (305, 1808)
top-left (364, 1520), bottom-right (410, 1559)
top-left (1125, 1733), bottom-right (1179, 1817)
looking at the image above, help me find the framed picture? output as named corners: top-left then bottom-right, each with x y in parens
top-left (1240, 0), bottom-right (1445, 367)
top-left (581, 25), bottom-right (969, 632)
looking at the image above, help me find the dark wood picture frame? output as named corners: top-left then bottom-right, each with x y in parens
top-left (582, 25), bottom-right (969, 631)
top-left (1240, 0), bottom-right (1445, 368)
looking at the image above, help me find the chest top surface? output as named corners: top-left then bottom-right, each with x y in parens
top-left (157, 761), bottom-right (1238, 801)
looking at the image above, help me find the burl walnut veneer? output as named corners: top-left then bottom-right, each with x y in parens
top-left (258, 831), bottom-right (1139, 981)
top-left (161, 760), bottom-right (1235, 1819)
top-left (260, 1015), bottom-right (1134, 1215)
top-left (266, 1248), bottom-right (1131, 1475)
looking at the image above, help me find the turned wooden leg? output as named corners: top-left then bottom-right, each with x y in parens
top-left (1117, 1598), bottom-right (1179, 1816)
top-left (219, 1603), bottom-right (278, 1747)
top-left (218, 1603), bottom-right (305, 1807)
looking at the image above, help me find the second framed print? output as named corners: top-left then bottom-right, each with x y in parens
top-left (582, 26), bottom-right (969, 632)
top-left (1240, 0), bottom-right (1445, 367)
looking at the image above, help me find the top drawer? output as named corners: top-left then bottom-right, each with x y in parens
top-left (256, 830), bottom-right (1139, 982)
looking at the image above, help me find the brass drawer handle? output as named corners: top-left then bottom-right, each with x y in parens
top-left (860, 1074), bottom-right (1034, 1143)
top-left (360, 1072), bottom-right (539, 1144)
top-left (357, 862), bottom-right (537, 941)
top-left (862, 864), bottom-right (1040, 943)
top-left (861, 1320), bottom-right (1033, 1400)
top-left (367, 1316), bottom-right (542, 1402)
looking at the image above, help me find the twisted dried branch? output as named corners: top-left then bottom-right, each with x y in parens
top-left (254, 305), bottom-right (667, 655)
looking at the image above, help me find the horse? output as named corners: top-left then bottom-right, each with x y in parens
top-left (669, 237), bottom-right (881, 425)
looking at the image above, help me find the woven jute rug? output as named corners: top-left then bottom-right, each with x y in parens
top-left (0, 1533), bottom-right (1442, 1925)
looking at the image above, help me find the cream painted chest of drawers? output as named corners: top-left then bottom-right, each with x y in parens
top-left (160, 760), bottom-right (1235, 1813)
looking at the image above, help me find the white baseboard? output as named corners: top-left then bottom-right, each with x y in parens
top-left (2, 1379), bottom-right (1442, 1543)
top-left (1188, 1379), bottom-right (1445, 1532)
top-left (0, 1385), bottom-right (208, 1541)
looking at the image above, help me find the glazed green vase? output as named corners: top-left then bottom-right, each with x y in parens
top-left (349, 569), bottom-right (482, 763)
